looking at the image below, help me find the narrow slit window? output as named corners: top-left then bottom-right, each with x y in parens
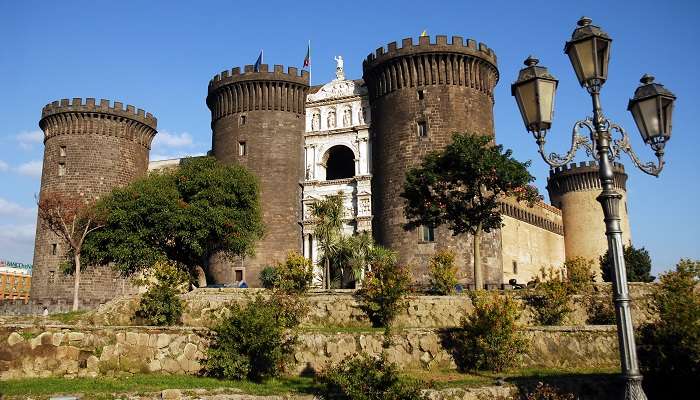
top-left (417, 89), bottom-right (425, 100)
top-left (51, 243), bottom-right (57, 255)
top-left (240, 115), bottom-right (247, 126)
top-left (58, 163), bottom-right (66, 176)
top-left (417, 121), bottom-right (427, 138)
top-left (59, 146), bottom-right (66, 157)
top-left (238, 141), bottom-right (247, 156)
top-left (421, 225), bottom-right (435, 242)
top-left (512, 261), bottom-right (518, 274)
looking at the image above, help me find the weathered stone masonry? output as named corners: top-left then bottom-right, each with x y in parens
top-left (30, 98), bottom-right (157, 308)
top-left (207, 64), bottom-right (310, 286)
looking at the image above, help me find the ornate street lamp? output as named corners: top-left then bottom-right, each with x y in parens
top-left (512, 17), bottom-right (676, 400)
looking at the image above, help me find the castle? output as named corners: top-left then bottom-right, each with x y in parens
top-left (29, 35), bottom-right (632, 309)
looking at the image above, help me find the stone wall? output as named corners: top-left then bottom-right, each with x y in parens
top-left (88, 285), bottom-right (654, 328)
top-left (0, 324), bottom-right (618, 380)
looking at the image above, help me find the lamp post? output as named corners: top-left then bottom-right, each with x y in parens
top-left (511, 17), bottom-right (676, 400)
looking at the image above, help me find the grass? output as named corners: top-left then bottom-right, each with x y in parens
top-left (0, 374), bottom-right (318, 399)
top-left (49, 310), bottom-right (90, 324)
top-left (0, 367), bottom-right (620, 399)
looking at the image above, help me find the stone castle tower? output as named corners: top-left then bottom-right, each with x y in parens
top-left (30, 98), bottom-right (157, 307)
top-left (547, 161), bottom-right (632, 268)
top-left (362, 35), bottom-right (502, 288)
top-left (206, 64), bottom-right (310, 286)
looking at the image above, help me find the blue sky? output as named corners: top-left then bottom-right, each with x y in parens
top-left (1, 0), bottom-right (698, 275)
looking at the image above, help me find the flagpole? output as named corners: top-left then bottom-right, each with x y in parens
top-left (308, 40), bottom-right (311, 79)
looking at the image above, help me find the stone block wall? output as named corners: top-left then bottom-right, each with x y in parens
top-left (0, 324), bottom-right (618, 380)
top-left (88, 284), bottom-right (655, 329)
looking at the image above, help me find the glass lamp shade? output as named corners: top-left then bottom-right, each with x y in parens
top-left (511, 56), bottom-right (558, 133)
top-left (564, 17), bottom-right (612, 87)
top-left (628, 74), bottom-right (676, 147)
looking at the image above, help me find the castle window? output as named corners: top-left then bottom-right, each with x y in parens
top-left (59, 146), bottom-right (66, 157)
top-left (417, 121), bottom-right (428, 138)
top-left (324, 145), bottom-right (355, 180)
top-left (58, 163), bottom-right (65, 176)
top-left (513, 261), bottom-right (518, 274)
top-left (239, 115), bottom-right (247, 126)
top-left (49, 271), bottom-right (56, 283)
top-left (238, 141), bottom-right (247, 156)
top-left (51, 243), bottom-right (57, 255)
top-left (421, 225), bottom-right (435, 242)
top-left (417, 89), bottom-right (425, 100)
top-left (235, 269), bottom-right (244, 282)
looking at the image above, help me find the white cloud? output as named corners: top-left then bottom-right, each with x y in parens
top-left (0, 198), bottom-right (35, 217)
top-left (0, 223), bottom-right (36, 264)
top-left (15, 160), bottom-right (42, 177)
top-left (16, 130), bottom-right (43, 150)
top-left (0, 160), bottom-right (8, 172)
top-left (152, 131), bottom-right (194, 149)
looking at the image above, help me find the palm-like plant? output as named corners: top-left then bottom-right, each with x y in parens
top-left (309, 193), bottom-right (345, 289)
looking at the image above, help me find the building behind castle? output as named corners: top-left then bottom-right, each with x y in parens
top-left (27, 35), bottom-right (632, 310)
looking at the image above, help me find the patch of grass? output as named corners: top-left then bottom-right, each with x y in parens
top-left (18, 331), bottom-right (38, 340)
top-left (0, 374), bottom-right (318, 398)
top-left (298, 325), bottom-right (385, 334)
top-left (50, 310), bottom-right (89, 324)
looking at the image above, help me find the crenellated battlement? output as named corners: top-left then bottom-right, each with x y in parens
top-left (207, 64), bottom-right (310, 119)
top-left (547, 161), bottom-right (628, 197)
top-left (208, 64), bottom-right (309, 92)
top-left (364, 35), bottom-right (497, 68)
top-left (362, 35), bottom-right (499, 100)
top-left (41, 98), bottom-right (157, 129)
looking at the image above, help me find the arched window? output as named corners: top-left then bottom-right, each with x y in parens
top-left (325, 145), bottom-right (355, 180)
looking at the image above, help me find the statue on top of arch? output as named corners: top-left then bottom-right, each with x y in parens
top-left (334, 56), bottom-right (345, 81)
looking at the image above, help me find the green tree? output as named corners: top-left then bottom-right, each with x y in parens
top-left (638, 259), bottom-right (700, 397)
top-left (401, 134), bottom-right (539, 290)
top-left (428, 250), bottom-right (458, 295)
top-left (599, 244), bottom-right (655, 283)
top-left (333, 231), bottom-right (375, 287)
top-left (310, 193), bottom-right (345, 289)
top-left (564, 257), bottom-right (595, 294)
top-left (82, 157), bottom-right (264, 278)
top-left (133, 261), bottom-right (190, 326)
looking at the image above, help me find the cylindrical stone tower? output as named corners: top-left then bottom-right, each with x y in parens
top-left (362, 35), bottom-right (502, 287)
top-left (31, 98), bottom-right (157, 309)
top-left (206, 64), bottom-right (309, 286)
top-left (547, 161), bottom-right (632, 271)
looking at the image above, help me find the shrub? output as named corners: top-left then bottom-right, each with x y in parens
top-left (204, 296), bottom-right (297, 381)
top-left (453, 291), bottom-right (528, 372)
top-left (564, 257), bottom-right (595, 294)
top-left (524, 268), bottom-right (572, 326)
top-left (133, 261), bottom-right (188, 326)
top-left (428, 250), bottom-right (458, 295)
top-left (523, 382), bottom-right (575, 400)
top-left (317, 353), bottom-right (426, 400)
top-left (259, 266), bottom-right (279, 289)
top-left (264, 252), bottom-right (314, 295)
top-left (583, 286), bottom-right (616, 325)
top-left (600, 245), bottom-right (654, 283)
top-left (638, 259), bottom-right (700, 397)
top-left (355, 247), bottom-right (412, 328)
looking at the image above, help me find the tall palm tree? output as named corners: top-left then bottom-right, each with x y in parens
top-left (310, 193), bottom-right (345, 289)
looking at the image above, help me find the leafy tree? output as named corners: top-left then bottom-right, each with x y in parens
top-left (638, 259), bottom-right (700, 397)
top-left (264, 251), bottom-right (314, 295)
top-left (452, 290), bottom-right (528, 372)
top-left (36, 192), bottom-right (105, 311)
top-left (332, 231), bottom-right (375, 287)
top-left (402, 134), bottom-right (539, 290)
top-left (428, 250), bottom-right (458, 295)
top-left (524, 268), bottom-right (573, 325)
top-left (82, 156), bottom-right (264, 278)
top-left (318, 353), bottom-right (426, 400)
top-left (309, 193), bottom-right (345, 289)
top-left (599, 244), bottom-right (654, 283)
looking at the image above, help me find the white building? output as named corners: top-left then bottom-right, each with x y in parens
top-left (302, 57), bottom-right (372, 285)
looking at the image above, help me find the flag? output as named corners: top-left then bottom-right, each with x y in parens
top-left (420, 30), bottom-right (428, 37)
top-left (303, 41), bottom-right (310, 69)
top-left (254, 50), bottom-right (263, 72)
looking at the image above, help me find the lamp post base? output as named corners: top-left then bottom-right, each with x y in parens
top-left (624, 375), bottom-right (647, 400)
